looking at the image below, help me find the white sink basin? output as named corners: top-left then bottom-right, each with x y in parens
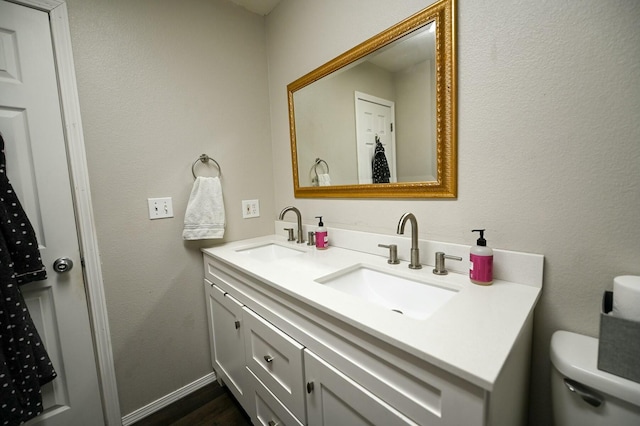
top-left (236, 243), bottom-right (305, 262)
top-left (315, 265), bottom-right (458, 320)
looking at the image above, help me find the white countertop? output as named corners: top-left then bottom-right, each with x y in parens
top-left (202, 225), bottom-right (543, 391)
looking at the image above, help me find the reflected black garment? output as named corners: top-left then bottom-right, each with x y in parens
top-left (0, 134), bottom-right (56, 426)
top-left (371, 136), bottom-right (390, 183)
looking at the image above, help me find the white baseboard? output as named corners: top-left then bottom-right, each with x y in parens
top-left (121, 372), bottom-right (217, 426)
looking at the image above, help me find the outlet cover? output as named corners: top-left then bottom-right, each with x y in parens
top-left (148, 197), bottom-right (174, 219)
top-left (242, 199), bottom-right (260, 218)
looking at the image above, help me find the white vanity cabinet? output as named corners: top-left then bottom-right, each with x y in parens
top-left (203, 245), bottom-right (536, 426)
top-left (206, 278), bottom-right (307, 425)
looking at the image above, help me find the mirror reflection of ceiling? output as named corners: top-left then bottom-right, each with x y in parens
top-left (368, 23), bottom-right (435, 72)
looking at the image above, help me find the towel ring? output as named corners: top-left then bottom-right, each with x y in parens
top-left (313, 158), bottom-right (329, 181)
top-left (192, 154), bottom-right (221, 179)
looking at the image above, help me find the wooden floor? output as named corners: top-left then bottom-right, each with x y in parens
top-left (131, 381), bottom-right (252, 426)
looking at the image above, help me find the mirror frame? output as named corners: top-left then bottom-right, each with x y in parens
top-left (287, 0), bottom-right (456, 199)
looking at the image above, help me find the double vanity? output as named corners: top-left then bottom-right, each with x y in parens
top-left (202, 220), bottom-right (543, 426)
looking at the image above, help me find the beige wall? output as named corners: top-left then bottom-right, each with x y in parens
top-left (64, 0), bottom-right (640, 422)
top-left (395, 59), bottom-right (436, 181)
top-left (266, 1), bottom-right (640, 425)
top-left (66, 0), bottom-right (274, 415)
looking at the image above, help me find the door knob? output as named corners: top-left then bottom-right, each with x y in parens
top-left (53, 257), bottom-right (74, 273)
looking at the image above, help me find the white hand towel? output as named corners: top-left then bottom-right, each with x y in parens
top-left (318, 173), bottom-right (331, 186)
top-left (182, 177), bottom-right (225, 240)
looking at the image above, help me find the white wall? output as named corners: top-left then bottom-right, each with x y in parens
top-left (266, 1), bottom-right (640, 425)
top-left (66, 0), bottom-right (274, 415)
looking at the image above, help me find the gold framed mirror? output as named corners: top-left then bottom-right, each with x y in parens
top-left (287, 0), bottom-right (456, 198)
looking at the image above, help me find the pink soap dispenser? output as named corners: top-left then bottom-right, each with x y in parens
top-left (470, 229), bottom-right (493, 285)
top-left (315, 216), bottom-right (328, 250)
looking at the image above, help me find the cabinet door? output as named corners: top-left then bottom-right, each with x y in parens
top-left (243, 307), bottom-right (306, 421)
top-left (304, 349), bottom-right (417, 426)
top-left (206, 282), bottom-right (248, 408)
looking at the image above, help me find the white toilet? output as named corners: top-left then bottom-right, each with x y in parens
top-left (550, 330), bottom-right (640, 426)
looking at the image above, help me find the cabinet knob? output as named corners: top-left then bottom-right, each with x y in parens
top-left (263, 355), bottom-right (274, 363)
top-left (306, 381), bottom-right (314, 394)
top-left (234, 320), bottom-right (240, 329)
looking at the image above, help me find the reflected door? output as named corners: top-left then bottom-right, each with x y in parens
top-left (354, 92), bottom-right (397, 184)
top-left (0, 1), bottom-right (104, 424)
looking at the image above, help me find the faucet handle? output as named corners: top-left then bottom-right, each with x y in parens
top-left (284, 228), bottom-right (295, 241)
top-left (378, 244), bottom-right (400, 264)
top-left (307, 231), bottom-right (316, 246)
top-left (433, 251), bottom-right (463, 275)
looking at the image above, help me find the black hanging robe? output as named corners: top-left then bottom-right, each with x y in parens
top-left (0, 134), bottom-right (56, 426)
top-left (371, 136), bottom-right (391, 183)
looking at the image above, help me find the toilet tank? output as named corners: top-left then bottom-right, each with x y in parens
top-left (550, 330), bottom-right (640, 426)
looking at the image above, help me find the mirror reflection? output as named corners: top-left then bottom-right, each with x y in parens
top-left (295, 22), bottom-right (437, 187)
top-left (287, 0), bottom-right (456, 198)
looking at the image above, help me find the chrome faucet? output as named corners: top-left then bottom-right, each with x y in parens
top-left (397, 212), bottom-right (421, 269)
top-left (279, 206), bottom-right (305, 244)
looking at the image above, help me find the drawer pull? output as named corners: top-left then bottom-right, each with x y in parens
top-left (234, 320), bottom-right (240, 329)
top-left (268, 421), bottom-right (278, 426)
top-left (264, 355), bottom-right (274, 363)
top-left (306, 381), bottom-right (314, 394)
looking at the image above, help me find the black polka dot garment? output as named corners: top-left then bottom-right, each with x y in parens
top-left (372, 137), bottom-right (390, 184)
top-left (0, 134), bottom-right (56, 426)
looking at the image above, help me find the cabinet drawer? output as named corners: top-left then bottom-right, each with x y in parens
top-left (243, 307), bottom-right (306, 421)
top-left (247, 368), bottom-right (304, 426)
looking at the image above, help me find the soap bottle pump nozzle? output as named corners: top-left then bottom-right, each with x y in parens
top-left (472, 229), bottom-right (487, 246)
top-left (316, 216), bottom-right (324, 226)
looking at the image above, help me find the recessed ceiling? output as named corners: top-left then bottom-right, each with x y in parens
top-left (230, 0), bottom-right (281, 16)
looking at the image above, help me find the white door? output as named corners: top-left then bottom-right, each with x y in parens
top-left (355, 92), bottom-right (397, 184)
top-left (0, 1), bottom-right (105, 425)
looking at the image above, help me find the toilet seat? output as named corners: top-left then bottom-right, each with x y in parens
top-left (550, 330), bottom-right (640, 407)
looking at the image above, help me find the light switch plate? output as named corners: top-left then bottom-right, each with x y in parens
top-left (148, 197), bottom-right (174, 219)
top-left (242, 199), bottom-right (260, 218)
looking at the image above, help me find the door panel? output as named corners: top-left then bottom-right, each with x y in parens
top-left (304, 349), bottom-right (416, 426)
top-left (355, 91), bottom-right (397, 184)
top-left (0, 1), bottom-right (104, 424)
top-left (209, 283), bottom-right (248, 408)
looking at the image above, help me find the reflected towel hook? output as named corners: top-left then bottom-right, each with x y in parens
top-left (312, 158), bottom-right (329, 182)
top-left (191, 154), bottom-right (221, 179)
